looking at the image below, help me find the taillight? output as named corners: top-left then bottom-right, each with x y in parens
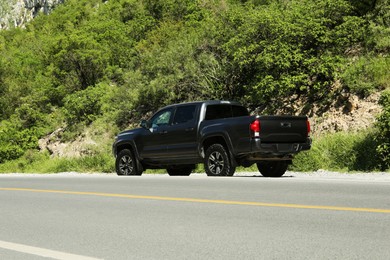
top-left (250, 119), bottom-right (260, 137)
top-left (306, 119), bottom-right (311, 135)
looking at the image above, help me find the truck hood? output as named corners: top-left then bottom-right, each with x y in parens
top-left (117, 128), bottom-right (144, 139)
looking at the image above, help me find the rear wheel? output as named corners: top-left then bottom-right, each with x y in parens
top-left (257, 161), bottom-right (288, 178)
top-left (116, 149), bottom-right (142, 176)
top-left (204, 144), bottom-right (235, 176)
top-left (167, 165), bottom-right (194, 176)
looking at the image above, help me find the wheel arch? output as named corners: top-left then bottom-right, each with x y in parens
top-left (200, 134), bottom-right (237, 168)
top-left (115, 141), bottom-right (138, 158)
top-left (115, 141), bottom-right (144, 174)
top-left (202, 135), bottom-right (229, 153)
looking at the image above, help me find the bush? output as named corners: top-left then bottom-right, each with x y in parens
top-left (375, 90), bottom-right (390, 170)
top-left (63, 83), bottom-right (109, 124)
top-left (220, 0), bottom-right (366, 106)
top-left (291, 130), bottom-right (381, 172)
top-left (0, 119), bottom-right (42, 163)
top-left (342, 56), bottom-right (390, 95)
top-left (0, 145), bottom-right (24, 164)
top-left (0, 150), bottom-right (114, 173)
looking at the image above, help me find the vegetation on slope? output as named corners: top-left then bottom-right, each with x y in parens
top-left (0, 0), bottom-right (389, 172)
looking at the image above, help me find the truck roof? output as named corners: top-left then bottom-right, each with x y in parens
top-left (163, 100), bottom-right (243, 109)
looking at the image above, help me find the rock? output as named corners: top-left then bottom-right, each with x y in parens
top-left (38, 127), bottom-right (99, 158)
top-left (310, 92), bottom-right (382, 135)
top-left (0, 0), bottom-right (65, 30)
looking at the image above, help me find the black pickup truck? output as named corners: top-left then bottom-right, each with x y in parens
top-left (112, 101), bottom-right (311, 177)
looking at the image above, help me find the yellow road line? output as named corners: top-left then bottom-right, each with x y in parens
top-left (1, 187), bottom-right (390, 214)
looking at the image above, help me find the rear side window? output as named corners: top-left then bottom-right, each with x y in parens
top-left (205, 105), bottom-right (231, 120)
top-left (232, 105), bottom-right (249, 117)
top-left (173, 105), bottom-right (196, 124)
top-left (205, 104), bottom-right (248, 120)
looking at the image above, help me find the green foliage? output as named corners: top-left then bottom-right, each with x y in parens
top-left (0, 119), bottom-right (42, 163)
top-left (341, 0), bottom-right (390, 95)
top-left (0, 0), bottom-right (389, 171)
top-left (51, 33), bottom-right (109, 92)
top-left (347, 0), bottom-right (377, 16)
top-left (375, 90), bottom-right (390, 170)
top-left (63, 83), bottom-right (109, 124)
top-left (218, 0), bottom-right (366, 107)
top-left (0, 144), bottom-right (24, 163)
top-left (291, 131), bottom-right (381, 172)
top-left (0, 150), bottom-right (114, 173)
top-left (341, 56), bottom-right (390, 95)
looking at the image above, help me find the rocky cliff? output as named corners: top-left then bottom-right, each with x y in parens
top-left (0, 0), bottom-right (64, 30)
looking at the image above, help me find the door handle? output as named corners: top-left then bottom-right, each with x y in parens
top-left (185, 127), bottom-right (194, 132)
top-left (159, 131), bottom-right (168, 134)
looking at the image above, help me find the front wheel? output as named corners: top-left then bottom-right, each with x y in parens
top-left (204, 144), bottom-right (235, 176)
top-left (256, 161), bottom-right (288, 178)
top-left (116, 149), bottom-right (142, 176)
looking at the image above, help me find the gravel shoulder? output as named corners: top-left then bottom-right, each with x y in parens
top-left (237, 170), bottom-right (390, 182)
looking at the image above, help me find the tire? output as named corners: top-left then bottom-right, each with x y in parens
top-left (204, 144), bottom-right (235, 176)
top-left (115, 149), bottom-right (142, 176)
top-left (167, 165), bottom-right (194, 176)
top-left (256, 161), bottom-right (288, 178)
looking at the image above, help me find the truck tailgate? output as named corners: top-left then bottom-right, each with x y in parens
top-left (258, 116), bottom-right (309, 143)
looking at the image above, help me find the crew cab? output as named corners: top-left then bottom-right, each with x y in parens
top-left (112, 101), bottom-right (311, 177)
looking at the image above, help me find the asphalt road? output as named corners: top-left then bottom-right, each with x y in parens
top-left (1, 172), bottom-right (389, 259)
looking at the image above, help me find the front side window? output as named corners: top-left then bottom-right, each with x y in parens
top-left (151, 109), bottom-right (172, 127)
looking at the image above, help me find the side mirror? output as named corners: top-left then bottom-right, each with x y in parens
top-left (140, 120), bottom-right (150, 129)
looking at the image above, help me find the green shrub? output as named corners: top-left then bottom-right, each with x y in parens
top-left (375, 90), bottom-right (390, 170)
top-left (0, 119), bottom-right (42, 163)
top-left (291, 130), bottom-right (381, 172)
top-left (0, 150), bottom-right (114, 174)
top-left (0, 150), bottom-right (50, 173)
top-left (342, 56), bottom-right (390, 95)
top-left (63, 83), bottom-right (109, 124)
top-left (0, 145), bottom-right (24, 163)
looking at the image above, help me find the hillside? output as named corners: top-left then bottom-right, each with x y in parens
top-left (0, 0), bottom-right (64, 29)
top-left (0, 0), bottom-right (389, 172)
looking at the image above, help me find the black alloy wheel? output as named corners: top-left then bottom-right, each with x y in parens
top-left (204, 144), bottom-right (235, 176)
top-left (116, 149), bottom-right (142, 176)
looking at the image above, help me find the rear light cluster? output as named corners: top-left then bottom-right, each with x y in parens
top-left (250, 119), bottom-right (260, 137)
top-left (306, 119), bottom-right (311, 136)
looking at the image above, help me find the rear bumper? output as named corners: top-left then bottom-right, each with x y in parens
top-left (251, 138), bottom-right (311, 155)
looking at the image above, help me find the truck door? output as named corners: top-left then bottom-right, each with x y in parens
top-left (140, 108), bottom-right (173, 159)
top-left (164, 104), bottom-right (198, 158)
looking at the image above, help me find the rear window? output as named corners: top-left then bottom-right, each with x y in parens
top-left (205, 104), bottom-right (248, 120)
